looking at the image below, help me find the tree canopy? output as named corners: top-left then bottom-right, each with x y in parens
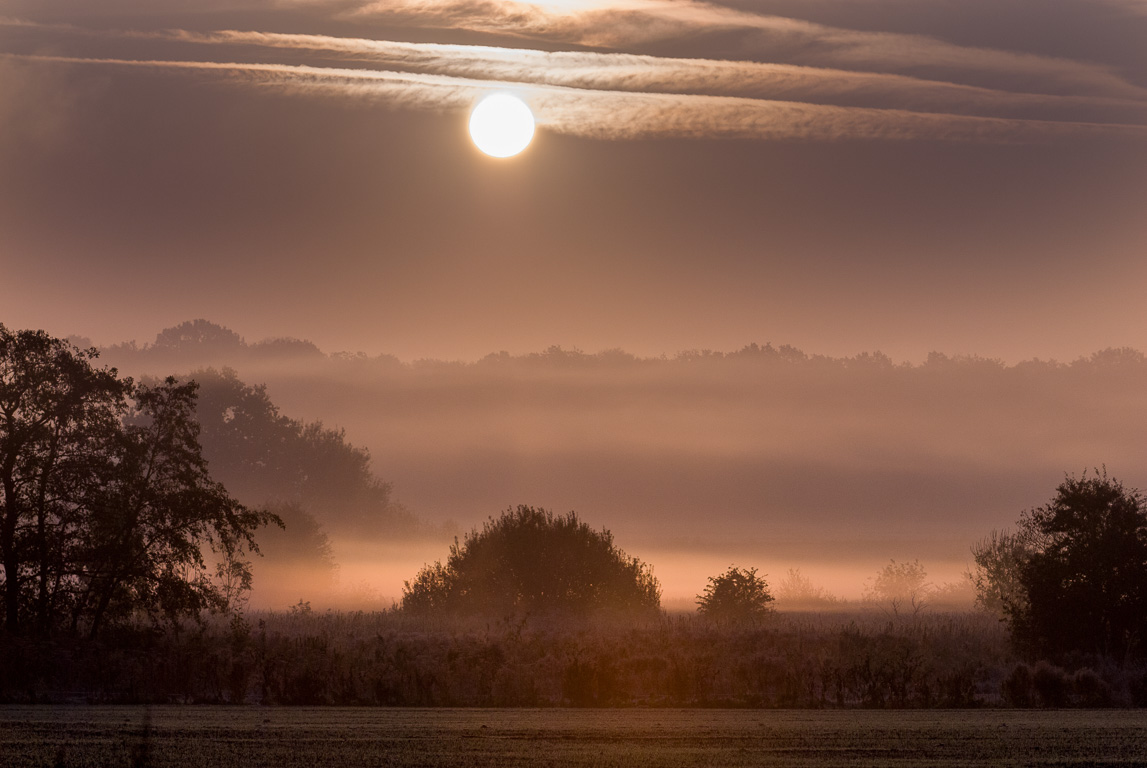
top-left (402, 505), bottom-right (661, 620)
top-left (696, 565), bottom-right (774, 626)
top-left (974, 470), bottom-right (1147, 661)
top-left (0, 326), bottom-right (277, 638)
top-left (189, 367), bottom-right (417, 540)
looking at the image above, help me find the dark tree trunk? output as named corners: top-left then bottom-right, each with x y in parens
top-left (2, 467), bottom-right (21, 634)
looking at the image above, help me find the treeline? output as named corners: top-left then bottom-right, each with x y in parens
top-left (91, 318), bottom-right (1147, 376)
top-left (5, 608), bottom-right (1145, 708)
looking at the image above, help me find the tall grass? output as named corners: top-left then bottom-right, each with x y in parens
top-left (3, 608), bottom-right (1143, 707)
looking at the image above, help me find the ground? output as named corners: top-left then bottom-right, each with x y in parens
top-left (2, 707), bottom-right (1146, 767)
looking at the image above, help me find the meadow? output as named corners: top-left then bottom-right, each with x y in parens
top-left (2, 706), bottom-right (1146, 767)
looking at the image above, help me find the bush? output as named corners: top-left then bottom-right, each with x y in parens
top-left (1002, 663), bottom-right (1034, 707)
top-left (402, 506), bottom-right (661, 620)
top-left (1032, 662), bottom-right (1070, 707)
top-left (697, 566), bottom-right (775, 627)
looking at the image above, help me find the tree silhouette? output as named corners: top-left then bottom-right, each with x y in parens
top-left (74, 378), bottom-right (278, 638)
top-left (1, 326), bottom-right (276, 637)
top-left (1008, 470), bottom-right (1147, 660)
top-left (1, 326), bottom-right (130, 634)
top-left (402, 505), bottom-right (660, 620)
top-left (696, 565), bottom-right (774, 626)
top-left (190, 367), bottom-right (416, 539)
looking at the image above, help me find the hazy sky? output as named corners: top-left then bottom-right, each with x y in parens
top-left (2, 0), bottom-right (1146, 363)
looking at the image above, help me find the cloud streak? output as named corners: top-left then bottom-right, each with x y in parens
top-left (157, 28), bottom-right (1147, 124)
top-left (6, 49), bottom-right (1146, 145)
top-left (345, 0), bottom-right (1147, 100)
top-left (3, 10), bottom-right (1145, 144)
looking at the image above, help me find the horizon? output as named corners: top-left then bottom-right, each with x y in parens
top-left (64, 317), bottom-right (1147, 368)
top-left (4, 0), bottom-right (1147, 613)
top-left (36, 316), bottom-right (1145, 609)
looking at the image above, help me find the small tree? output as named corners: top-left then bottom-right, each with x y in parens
top-left (865, 559), bottom-right (929, 617)
top-left (402, 505), bottom-right (661, 620)
top-left (774, 567), bottom-right (843, 609)
top-left (969, 529), bottom-right (1033, 617)
top-left (696, 565), bottom-right (774, 626)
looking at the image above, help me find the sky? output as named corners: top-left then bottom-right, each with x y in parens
top-left (2, 0), bottom-right (1147, 604)
top-left (1, 0), bottom-right (1146, 363)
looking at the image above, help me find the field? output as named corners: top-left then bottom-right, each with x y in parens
top-left (2, 707), bottom-right (1146, 767)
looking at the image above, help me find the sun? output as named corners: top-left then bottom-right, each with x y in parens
top-left (469, 94), bottom-right (535, 158)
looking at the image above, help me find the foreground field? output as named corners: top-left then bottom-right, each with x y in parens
top-left (2, 707), bottom-right (1146, 767)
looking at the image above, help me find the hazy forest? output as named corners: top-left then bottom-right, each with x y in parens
top-left (3, 320), bottom-right (1147, 708)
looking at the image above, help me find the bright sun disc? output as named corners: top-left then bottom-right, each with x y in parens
top-left (469, 94), bottom-right (535, 158)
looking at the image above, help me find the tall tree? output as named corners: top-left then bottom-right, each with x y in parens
top-left (0, 326), bottom-right (129, 635)
top-left (1, 326), bottom-right (277, 637)
top-left (190, 367), bottom-right (416, 538)
top-left (73, 379), bottom-right (279, 638)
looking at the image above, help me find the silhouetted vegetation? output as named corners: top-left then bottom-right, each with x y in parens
top-left (402, 506), bottom-right (661, 621)
top-left (0, 606), bottom-right (1104, 708)
top-left (8, 322), bottom-right (1147, 708)
top-left (189, 367), bottom-right (419, 540)
top-left (0, 326), bottom-right (277, 639)
top-left (973, 470), bottom-right (1147, 662)
top-left (696, 566), bottom-right (774, 627)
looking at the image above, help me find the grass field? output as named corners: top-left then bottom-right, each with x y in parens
top-left (1, 707), bottom-right (1146, 767)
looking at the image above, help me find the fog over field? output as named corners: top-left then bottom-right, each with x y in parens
top-left (4, 0), bottom-right (1146, 616)
top-left (85, 322), bottom-right (1147, 607)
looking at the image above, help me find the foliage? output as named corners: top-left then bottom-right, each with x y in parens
top-left (0, 326), bottom-right (277, 638)
top-left (696, 566), bottom-right (775, 626)
top-left (969, 529), bottom-right (1033, 617)
top-left (189, 367), bottom-right (416, 539)
top-left (1006, 470), bottom-right (1147, 661)
top-left (0, 326), bottom-right (131, 635)
top-left (75, 378), bottom-right (279, 637)
top-left (865, 560), bottom-right (930, 617)
top-left (0, 607), bottom-right (1033, 708)
top-left (774, 568), bottom-right (844, 609)
top-left (401, 505), bottom-right (661, 620)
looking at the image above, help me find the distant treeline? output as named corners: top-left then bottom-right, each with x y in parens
top-left (4, 609), bottom-right (1145, 708)
top-left (89, 318), bottom-right (1147, 375)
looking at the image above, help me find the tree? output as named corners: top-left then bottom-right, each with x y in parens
top-left (696, 565), bottom-right (774, 626)
top-left (1006, 470), bottom-right (1147, 661)
top-left (865, 559), bottom-right (929, 617)
top-left (190, 367), bottom-right (416, 539)
top-left (774, 568), bottom-right (843, 610)
top-left (72, 378), bottom-right (279, 638)
top-left (402, 505), bottom-right (661, 620)
top-left (0, 326), bottom-right (130, 634)
top-left (1, 326), bottom-right (277, 637)
top-left (969, 529), bottom-right (1033, 617)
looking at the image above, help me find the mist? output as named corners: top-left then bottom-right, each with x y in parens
top-left (84, 320), bottom-right (1147, 609)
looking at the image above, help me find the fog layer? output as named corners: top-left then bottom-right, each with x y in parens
top-left (93, 322), bottom-right (1147, 605)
